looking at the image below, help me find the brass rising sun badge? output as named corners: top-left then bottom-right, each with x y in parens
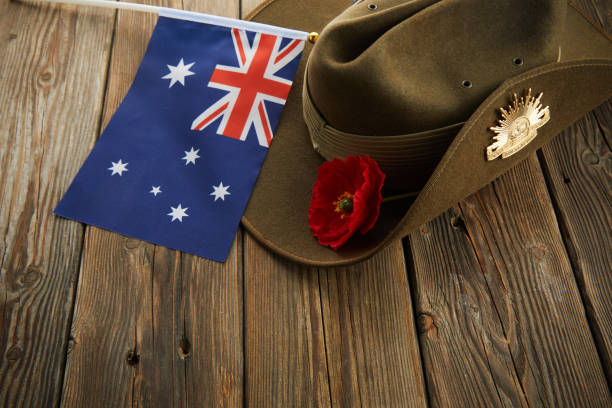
top-left (486, 89), bottom-right (550, 161)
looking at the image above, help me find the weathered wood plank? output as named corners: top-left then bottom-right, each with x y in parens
top-left (0, 0), bottom-right (114, 406)
top-left (244, 236), bottom-right (427, 407)
top-left (240, 1), bottom-right (329, 405)
top-left (241, 2), bottom-right (425, 406)
top-left (410, 156), bottom-right (611, 407)
top-left (320, 241), bottom-right (427, 408)
top-left (246, 239), bottom-right (429, 407)
top-left (180, 247), bottom-right (243, 408)
top-left (539, 103), bottom-right (612, 384)
top-left (60, 0), bottom-right (243, 406)
top-left (175, 3), bottom-right (244, 407)
top-left (408, 210), bottom-right (529, 408)
top-left (572, 0), bottom-right (612, 33)
top-left (539, 0), bottom-right (612, 385)
top-left (244, 235), bottom-right (331, 407)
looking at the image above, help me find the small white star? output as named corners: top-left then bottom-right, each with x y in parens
top-left (108, 159), bottom-right (128, 176)
top-left (150, 186), bottom-right (162, 196)
top-left (210, 182), bottom-right (231, 201)
top-left (182, 147), bottom-right (200, 165)
top-left (162, 58), bottom-right (195, 88)
top-left (167, 204), bottom-right (189, 222)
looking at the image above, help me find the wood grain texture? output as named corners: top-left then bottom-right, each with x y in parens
top-left (539, 0), bottom-right (612, 385)
top-left (60, 1), bottom-right (243, 406)
top-left (175, 3), bottom-right (243, 407)
top-left (409, 210), bottom-right (529, 408)
top-left (242, 0), bottom-right (264, 19)
top-left (572, 0), bottom-right (612, 33)
top-left (460, 157), bottom-right (610, 406)
top-left (0, 0), bottom-right (114, 406)
top-left (320, 241), bottom-right (427, 408)
top-left (411, 156), bottom-right (611, 407)
top-left (244, 234), bottom-right (331, 407)
top-left (241, 1), bottom-right (328, 406)
top-left (539, 103), bottom-right (612, 385)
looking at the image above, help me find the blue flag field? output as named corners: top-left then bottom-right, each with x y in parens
top-left (55, 11), bottom-right (306, 261)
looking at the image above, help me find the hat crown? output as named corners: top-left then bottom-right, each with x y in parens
top-left (306, 0), bottom-right (567, 136)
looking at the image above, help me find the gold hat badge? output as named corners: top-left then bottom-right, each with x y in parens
top-left (486, 89), bottom-right (550, 161)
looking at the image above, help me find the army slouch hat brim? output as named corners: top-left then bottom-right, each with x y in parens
top-left (242, 0), bottom-right (612, 266)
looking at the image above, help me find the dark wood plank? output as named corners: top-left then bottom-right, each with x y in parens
top-left (320, 241), bottom-right (427, 408)
top-left (60, 1), bottom-right (243, 406)
top-left (410, 156), bottom-right (611, 407)
top-left (0, 0), bottom-right (114, 406)
top-left (539, 103), bottom-right (612, 384)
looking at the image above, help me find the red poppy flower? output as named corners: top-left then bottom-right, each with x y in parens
top-left (308, 155), bottom-right (385, 250)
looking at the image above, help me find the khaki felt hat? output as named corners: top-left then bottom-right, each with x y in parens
top-left (243, 0), bottom-right (612, 266)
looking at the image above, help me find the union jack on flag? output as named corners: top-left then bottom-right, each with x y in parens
top-left (191, 28), bottom-right (305, 147)
top-left (55, 10), bottom-right (307, 262)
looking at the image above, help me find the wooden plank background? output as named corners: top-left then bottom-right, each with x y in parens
top-left (0, 0), bottom-right (610, 406)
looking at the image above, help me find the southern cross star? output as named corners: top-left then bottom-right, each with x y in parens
top-left (210, 182), bottom-right (231, 201)
top-left (150, 186), bottom-right (162, 196)
top-left (182, 147), bottom-right (200, 165)
top-left (168, 204), bottom-right (188, 222)
top-left (108, 159), bottom-right (128, 176)
top-left (162, 58), bottom-right (195, 88)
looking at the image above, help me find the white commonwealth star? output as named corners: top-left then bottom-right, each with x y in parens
top-left (210, 182), bottom-right (230, 201)
top-left (108, 159), bottom-right (128, 176)
top-left (150, 186), bottom-right (162, 196)
top-left (182, 147), bottom-right (200, 165)
top-left (162, 58), bottom-right (195, 88)
top-left (167, 204), bottom-right (188, 222)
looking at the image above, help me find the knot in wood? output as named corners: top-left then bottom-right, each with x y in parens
top-left (581, 149), bottom-right (599, 165)
top-left (178, 336), bottom-right (191, 359)
top-left (126, 349), bottom-right (139, 366)
top-left (21, 267), bottom-right (42, 287)
top-left (528, 243), bottom-right (549, 261)
top-left (124, 238), bottom-right (142, 249)
top-left (6, 345), bottom-right (23, 362)
top-left (36, 69), bottom-right (55, 89)
top-left (418, 313), bottom-right (439, 337)
top-left (450, 215), bottom-right (467, 233)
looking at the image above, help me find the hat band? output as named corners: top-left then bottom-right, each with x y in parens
top-left (302, 73), bottom-right (463, 190)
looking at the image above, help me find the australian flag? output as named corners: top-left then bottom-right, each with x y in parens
top-left (55, 10), bottom-right (306, 262)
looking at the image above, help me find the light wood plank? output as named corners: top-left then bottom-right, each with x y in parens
top-left (240, 1), bottom-right (328, 405)
top-left (410, 156), bottom-right (611, 407)
top-left (242, 0), bottom-right (262, 17)
top-left (176, 3), bottom-right (243, 407)
top-left (320, 241), bottom-right (427, 408)
top-left (60, 0), bottom-right (243, 406)
top-left (0, 0), bottom-right (114, 406)
top-left (241, 1), bottom-right (426, 406)
top-left (245, 238), bottom-right (429, 408)
top-left (244, 234), bottom-right (330, 407)
top-left (409, 209), bottom-right (529, 408)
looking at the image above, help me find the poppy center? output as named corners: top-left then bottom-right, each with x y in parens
top-left (333, 192), bottom-right (354, 218)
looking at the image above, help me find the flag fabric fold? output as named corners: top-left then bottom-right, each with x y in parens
top-left (55, 14), bottom-right (306, 262)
